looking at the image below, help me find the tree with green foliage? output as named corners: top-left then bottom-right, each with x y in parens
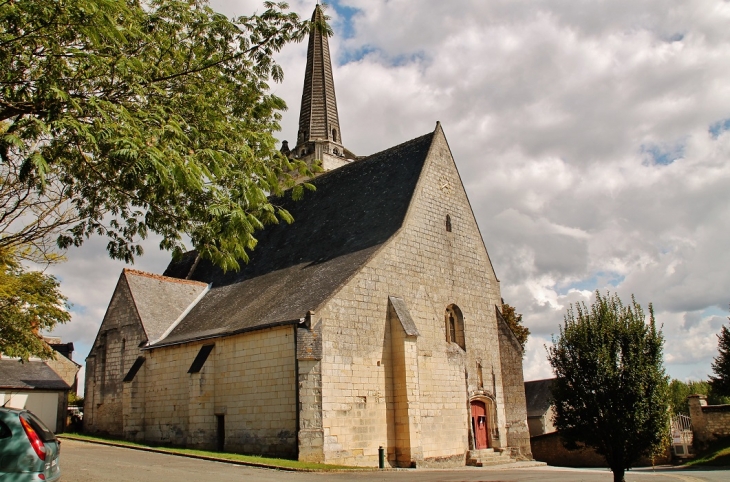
top-left (548, 292), bottom-right (669, 482)
top-left (501, 301), bottom-right (530, 351)
top-left (0, 249), bottom-right (70, 360)
top-left (669, 378), bottom-right (730, 415)
top-left (710, 322), bottom-right (730, 397)
top-left (0, 0), bottom-right (320, 271)
top-left (669, 379), bottom-right (730, 415)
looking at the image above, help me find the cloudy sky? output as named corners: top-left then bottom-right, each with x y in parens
top-left (47, 0), bottom-right (730, 392)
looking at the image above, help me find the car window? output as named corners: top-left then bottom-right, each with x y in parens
top-left (20, 413), bottom-right (56, 442)
top-left (0, 420), bottom-right (10, 439)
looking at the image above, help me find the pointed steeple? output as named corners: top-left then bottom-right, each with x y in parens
top-left (285, 4), bottom-right (356, 171)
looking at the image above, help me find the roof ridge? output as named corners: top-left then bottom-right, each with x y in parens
top-left (293, 130), bottom-right (436, 187)
top-left (123, 268), bottom-right (208, 287)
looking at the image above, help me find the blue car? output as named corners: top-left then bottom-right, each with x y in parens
top-left (0, 407), bottom-right (61, 481)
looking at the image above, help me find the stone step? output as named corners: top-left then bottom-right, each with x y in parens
top-left (466, 448), bottom-right (515, 467)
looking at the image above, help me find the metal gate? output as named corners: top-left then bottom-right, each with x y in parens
top-left (670, 414), bottom-right (693, 458)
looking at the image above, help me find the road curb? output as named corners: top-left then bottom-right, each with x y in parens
top-left (59, 435), bottom-right (547, 472)
top-left (57, 435), bottom-right (396, 472)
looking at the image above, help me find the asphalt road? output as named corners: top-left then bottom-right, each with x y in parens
top-left (59, 439), bottom-right (728, 482)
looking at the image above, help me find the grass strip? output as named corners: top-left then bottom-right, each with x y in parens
top-left (59, 433), bottom-right (360, 471)
top-left (682, 436), bottom-right (730, 467)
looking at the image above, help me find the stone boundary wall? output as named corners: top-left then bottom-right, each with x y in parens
top-left (531, 432), bottom-right (670, 467)
top-left (688, 394), bottom-right (730, 445)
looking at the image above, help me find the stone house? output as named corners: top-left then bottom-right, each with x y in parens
top-left (1, 339), bottom-right (81, 432)
top-left (524, 378), bottom-right (556, 437)
top-left (84, 5), bottom-right (532, 467)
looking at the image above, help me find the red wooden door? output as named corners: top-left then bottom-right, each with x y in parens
top-left (471, 401), bottom-right (489, 449)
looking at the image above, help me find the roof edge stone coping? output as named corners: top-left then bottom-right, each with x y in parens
top-left (123, 268), bottom-right (208, 287)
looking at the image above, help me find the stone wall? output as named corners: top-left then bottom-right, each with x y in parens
top-left (688, 394), bottom-right (730, 445)
top-left (86, 293), bottom-right (299, 459)
top-left (84, 274), bottom-right (148, 437)
top-left (137, 326), bottom-right (297, 457)
top-left (315, 127), bottom-right (519, 467)
top-left (531, 432), bottom-right (670, 467)
top-left (496, 311), bottom-right (532, 458)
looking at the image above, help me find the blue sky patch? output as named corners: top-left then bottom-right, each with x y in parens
top-left (641, 142), bottom-right (684, 166)
top-left (668, 33), bottom-right (684, 42)
top-left (556, 272), bottom-right (625, 295)
top-left (328, 1), bottom-right (359, 39)
top-left (701, 306), bottom-right (729, 319)
top-left (709, 118), bottom-right (730, 138)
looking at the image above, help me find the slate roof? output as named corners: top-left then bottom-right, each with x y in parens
top-left (0, 359), bottom-right (70, 391)
top-left (524, 378), bottom-right (555, 417)
top-left (123, 269), bottom-right (209, 342)
top-left (155, 130), bottom-right (436, 347)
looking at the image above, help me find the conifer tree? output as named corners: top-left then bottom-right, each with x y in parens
top-left (548, 292), bottom-right (669, 482)
top-left (710, 323), bottom-right (730, 397)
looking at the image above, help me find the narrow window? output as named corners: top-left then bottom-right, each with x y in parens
top-left (477, 362), bottom-right (484, 389)
top-left (188, 344), bottom-right (215, 374)
top-left (120, 338), bottom-right (126, 373)
top-left (445, 305), bottom-right (466, 350)
top-left (99, 332), bottom-right (107, 387)
top-left (446, 214), bottom-right (452, 232)
top-left (449, 312), bottom-right (456, 343)
top-left (332, 128), bottom-right (338, 142)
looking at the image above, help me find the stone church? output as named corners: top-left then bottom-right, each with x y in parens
top-left (84, 5), bottom-right (531, 467)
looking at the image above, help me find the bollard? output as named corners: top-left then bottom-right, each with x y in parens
top-left (378, 446), bottom-right (385, 469)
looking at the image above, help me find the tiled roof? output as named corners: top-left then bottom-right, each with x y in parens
top-left (123, 269), bottom-right (209, 342)
top-left (154, 130), bottom-right (436, 347)
top-left (524, 378), bottom-right (555, 417)
top-left (0, 359), bottom-right (70, 391)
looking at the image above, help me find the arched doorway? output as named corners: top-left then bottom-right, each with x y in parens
top-left (470, 400), bottom-right (490, 449)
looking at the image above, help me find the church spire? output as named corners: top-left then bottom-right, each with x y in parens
top-left (298, 4), bottom-right (340, 147)
top-left (287, 4), bottom-right (356, 171)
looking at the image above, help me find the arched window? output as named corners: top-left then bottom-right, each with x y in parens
top-left (445, 304), bottom-right (466, 350)
top-left (332, 128), bottom-right (338, 142)
top-left (446, 214), bottom-right (452, 232)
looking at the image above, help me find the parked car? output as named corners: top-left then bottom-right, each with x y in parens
top-left (0, 407), bottom-right (61, 481)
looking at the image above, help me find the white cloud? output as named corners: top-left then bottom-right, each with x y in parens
top-left (45, 0), bottom-right (730, 387)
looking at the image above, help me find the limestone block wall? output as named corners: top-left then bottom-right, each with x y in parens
top-left (84, 276), bottom-right (148, 437)
top-left (139, 326), bottom-right (298, 457)
top-left (497, 313), bottom-right (532, 458)
top-left (688, 395), bottom-right (730, 445)
top-left (317, 128), bottom-right (510, 467)
top-left (46, 355), bottom-right (80, 390)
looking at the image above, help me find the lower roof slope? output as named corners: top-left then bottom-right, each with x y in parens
top-left (155, 130), bottom-right (436, 347)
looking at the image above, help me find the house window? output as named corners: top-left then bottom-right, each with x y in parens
top-left (446, 214), bottom-right (452, 232)
top-left (445, 304), bottom-right (466, 350)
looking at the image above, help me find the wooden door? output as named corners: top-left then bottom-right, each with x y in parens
top-left (471, 401), bottom-right (489, 449)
